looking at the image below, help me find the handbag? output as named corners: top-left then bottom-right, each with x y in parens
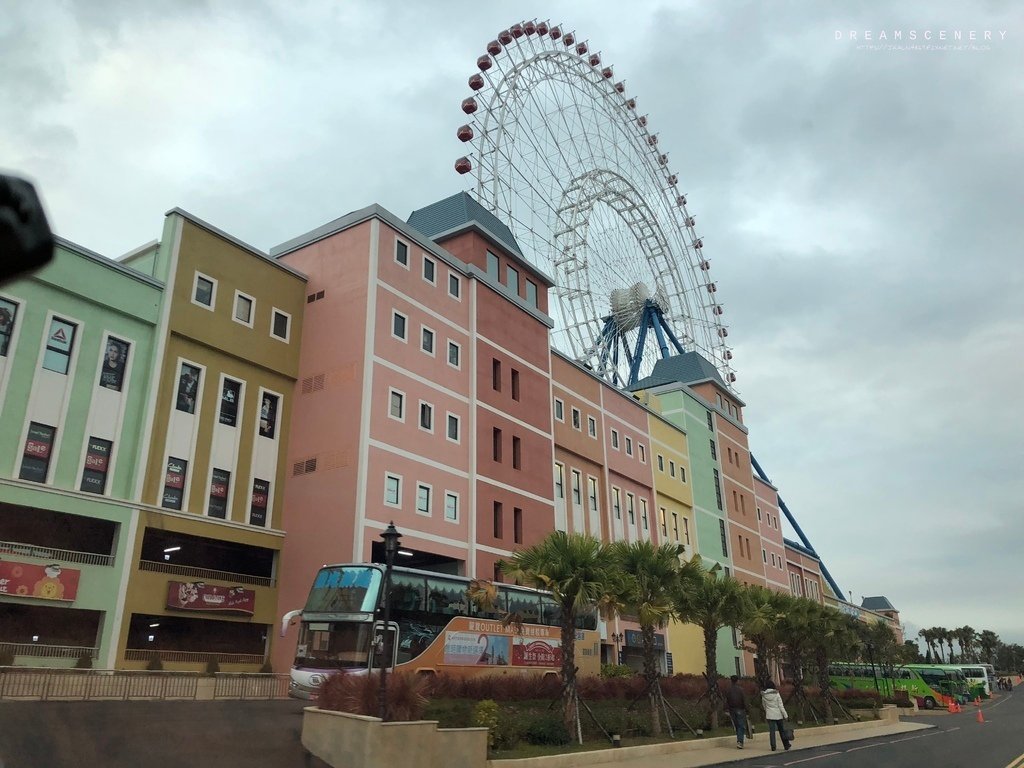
top-left (783, 723), bottom-right (795, 742)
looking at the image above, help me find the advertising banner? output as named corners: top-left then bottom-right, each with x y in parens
top-left (166, 581), bottom-right (255, 615)
top-left (511, 637), bottom-right (562, 667)
top-left (441, 618), bottom-right (562, 668)
top-left (0, 561), bottom-right (80, 601)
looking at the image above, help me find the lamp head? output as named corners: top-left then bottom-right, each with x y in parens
top-left (381, 521), bottom-right (402, 560)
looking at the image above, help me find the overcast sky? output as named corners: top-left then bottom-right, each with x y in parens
top-left (2, 1), bottom-right (1021, 645)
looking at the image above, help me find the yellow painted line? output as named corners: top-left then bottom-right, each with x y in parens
top-left (1002, 752), bottom-right (1024, 768)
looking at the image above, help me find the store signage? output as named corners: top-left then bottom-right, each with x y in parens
top-left (624, 629), bottom-right (665, 650)
top-left (166, 581), bottom-right (255, 615)
top-left (0, 561), bottom-right (80, 601)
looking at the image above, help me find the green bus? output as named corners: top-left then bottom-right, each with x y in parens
top-left (828, 662), bottom-right (968, 709)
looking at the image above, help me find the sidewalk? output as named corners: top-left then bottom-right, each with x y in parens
top-left (491, 712), bottom-right (933, 768)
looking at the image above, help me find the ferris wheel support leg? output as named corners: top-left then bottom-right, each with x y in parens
top-left (627, 321), bottom-right (651, 387)
top-left (649, 308), bottom-right (673, 360)
top-left (657, 314), bottom-right (687, 356)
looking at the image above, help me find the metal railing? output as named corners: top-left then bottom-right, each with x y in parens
top-left (0, 540), bottom-right (114, 567)
top-left (137, 559), bottom-right (275, 587)
top-left (123, 649), bottom-right (265, 664)
top-left (0, 668), bottom-right (291, 701)
top-left (0, 642), bottom-right (96, 659)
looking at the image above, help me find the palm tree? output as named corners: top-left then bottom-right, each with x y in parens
top-left (932, 627), bottom-right (949, 662)
top-left (918, 628), bottom-right (937, 663)
top-left (498, 531), bottom-right (618, 734)
top-left (739, 586), bottom-right (789, 688)
top-left (777, 597), bottom-right (821, 718)
top-left (979, 630), bottom-right (1000, 665)
top-left (808, 607), bottom-right (859, 723)
top-left (942, 628), bottom-right (956, 663)
top-left (609, 540), bottom-right (698, 735)
top-left (956, 626), bottom-right (977, 663)
top-left (673, 561), bottom-right (748, 730)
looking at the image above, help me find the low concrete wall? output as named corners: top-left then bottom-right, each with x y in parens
top-left (302, 707), bottom-right (489, 768)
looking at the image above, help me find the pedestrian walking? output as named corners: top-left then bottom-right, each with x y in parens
top-left (761, 680), bottom-right (791, 752)
top-left (726, 675), bottom-right (749, 749)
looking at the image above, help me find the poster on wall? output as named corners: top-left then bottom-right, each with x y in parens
top-left (0, 561), bottom-right (80, 601)
top-left (258, 393), bottom-right (279, 438)
top-left (166, 581), bottom-right (255, 615)
top-left (249, 478), bottom-right (269, 527)
top-left (98, 336), bottom-right (129, 392)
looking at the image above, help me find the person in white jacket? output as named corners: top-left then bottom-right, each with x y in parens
top-left (760, 681), bottom-right (791, 752)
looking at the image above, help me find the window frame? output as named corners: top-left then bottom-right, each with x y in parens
top-left (20, 421), bottom-right (57, 484)
top-left (270, 307), bottom-right (292, 343)
top-left (384, 473), bottom-right (402, 507)
top-left (394, 239), bottom-right (410, 268)
top-left (444, 491), bottom-right (459, 523)
top-left (554, 398), bottom-right (564, 422)
top-left (448, 272), bottom-right (461, 300)
top-left (554, 462), bottom-right (565, 499)
top-left (446, 412), bottom-right (461, 444)
top-left (447, 340), bottom-right (461, 369)
top-left (388, 387), bottom-right (406, 422)
top-left (416, 482), bottom-right (432, 516)
top-left (418, 400), bottom-right (434, 433)
top-left (41, 315), bottom-right (78, 375)
top-left (611, 429), bottom-right (620, 450)
top-left (422, 256), bottom-right (437, 285)
top-left (571, 407), bottom-right (581, 430)
top-left (191, 272), bottom-right (217, 311)
top-left (232, 290), bottom-right (255, 328)
top-left (421, 325), bottom-right (436, 356)
top-left (391, 310), bottom-right (408, 342)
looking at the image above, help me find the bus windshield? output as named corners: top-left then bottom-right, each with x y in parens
top-left (295, 621), bottom-right (374, 670)
top-left (304, 566), bottom-right (382, 614)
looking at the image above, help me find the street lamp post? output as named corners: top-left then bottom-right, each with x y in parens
top-left (865, 642), bottom-right (880, 696)
top-left (377, 522), bottom-right (401, 721)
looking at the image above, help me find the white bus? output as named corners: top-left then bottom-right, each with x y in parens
top-left (953, 664), bottom-right (990, 698)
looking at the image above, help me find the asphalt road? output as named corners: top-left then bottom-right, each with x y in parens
top-left (0, 699), bottom-right (329, 768)
top-left (715, 690), bottom-right (1023, 768)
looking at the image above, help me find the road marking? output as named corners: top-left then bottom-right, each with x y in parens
top-left (1002, 751), bottom-right (1024, 768)
top-left (845, 742), bottom-right (885, 752)
top-left (888, 730), bottom-right (943, 744)
top-left (782, 752), bottom-right (842, 765)
top-left (988, 693), bottom-right (1014, 710)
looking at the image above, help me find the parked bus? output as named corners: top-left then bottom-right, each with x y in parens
top-left (980, 663), bottom-right (996, 687)
top-left (948, 664), bottom-right (990, 698)
top-left (828, 662), bottom-right (966, 709)
top-left (281, 563), bottom-right (602, 699)
top-left (904, 664), bottom-right (972, 706)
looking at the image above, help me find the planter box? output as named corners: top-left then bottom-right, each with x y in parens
top-left (302, 707), bottom-right (488, 768)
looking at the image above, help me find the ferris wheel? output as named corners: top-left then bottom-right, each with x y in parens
top-left (454, 20), bottom-right (735, 389)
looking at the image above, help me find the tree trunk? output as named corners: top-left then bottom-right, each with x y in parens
top-left (642, 624), bottom-right (661, 736)
top-left (560, 607), bottom-right (577, 735)
top-left (750, 635), bottom-right (771, 689)
top-left (816, 651), bottom-right (833, 723)
top-left (703, 622), bottom-right (721, 730)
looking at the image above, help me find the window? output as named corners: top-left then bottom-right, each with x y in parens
top-left (493, 501), bottom-right (504, 538)
top-left (554, 398), bottom-right (564, 421)
top-left (385, 474), bottom-right (401, 506)
top-left (492, 359), bottom-right (501, 391)
top-left (613, 488), bottom-right (622, 520)
top-left (98, 336), bottom-right (130, 392)
top-left (423, 256), bottom-right (436, 284)
top-left (80, 436), bottom-right (113, 494)
top-left (757, 506), bottom-right (762, 522)
top-left (669, 460), bottom-right (676, 477)
top-left (219, 378), bottom-right (242, 426)
top-left (0, 297), bottom-right (19, 356)
top-left (162, 456), bottom-right (188, 510)
top-left (512, 436), bottom-right (522, 469)
top-left (525, 279), bottom-right (537, 307)
top-left (448, 273), bottom-right (461, 298)
top-left (611, 429), bottom-right (620, 449)
top-left (762, 549), bottom-right (768, 564)
top-left (672, 512), bottom-right (679, 541)
top-left (447, 340), bottom-right (461, 368)
top-left (728, 447), bottom-right (733, 463)
top-left (660, 508), bottom-right (668, 537)
top-left (446, 413), bottom-right (460, 442)
top-left (419, 401), bottom-right (433, 431)
top-left (734, 658), bottom-right (742, 677)
top-left (587, 416), bottom-right (596, 437)
top-left (306, 290), bottom-right (326, 303)
top-left (208, 468), bottom-right (230, 519)
top-left (392, 311), bottom-right (407, 341)
top-left (554, 462), bottom-right (565, 498)
top-left (571, 470), bottom-right (582, 505)
top-left (193, 273), bottom-right (215, 308)
top-left (249, 478), bottom-right (270, 527)
top-left (506, 265), bottom-right (519, 294)
top-left (709, 439), bottom-right (717, 460)
top-left (416, 484), bottom-right (431, 516)
top-left (175, 363), bottom-right (201, 414)
top-left (389, 389), bottom-right (405, 420)
top-left (571, 407), bottom-right (581, 430)
top-left (42, 316), bottom-right (77, 374)
top-left (513, 507), bottom-right (523, 543)
top-left (420, 327), bottom-right (435, 354)
top-left (639, 444), bottom-right (646, 463)
top-left (492, 428), bottom-right (502, 461)
top-left (511, 369), bottom-right (520, 401)
top-left (640, 499), bottom-right (649, 531)
top-left (719, 519), bottom-right (728, 556)
top-left (233, 292), bottom-right (254, 326)
top-left (259, 393), bottom-right (279, 439)
top-left (445, 492), bottom-right (459, 521)
top-left (588, 477), bottom-right (598, 514)
top-left (683, 517), bottom-right (690, 546)
top-left (395, 240), bottom-right (409, 266)
top-left (271, 309), bottom-right (291, 341)
top-left (627, 494), bottom-right (635, 525)
top-left (658, 455), bottom-right (664, 472)
top-left (19, 422), bottom-right (56, 483)
top-left (716, 394), bottom-right (723, 408)
top-left (713, 469), bottom-right (723, 510)
top-left (680, 466), bottom-right (686, 482)
top-left (625, 437), bottom-right (633, 456)
top-left (706, 411), bottom-right (713, 430)
top-left (486, 251), bottom-right (499, 278)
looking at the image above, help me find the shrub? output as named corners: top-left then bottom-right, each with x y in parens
top-left (74, 652), bottom-right (94, 669)
top-left (600, 664), bottom-right (634, 678)
top-left (473, 699), bottom-right (500, 749)
top-left (523, 713), bottom-right (570, 745)
top-left (204, 657), bottom-right (221, 676)
top-left (145, 653), bottom-right (163, 671)
top-left (319, 672), bottom-right (429, 722)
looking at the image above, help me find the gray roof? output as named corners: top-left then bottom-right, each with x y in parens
top-left (861, 596), bottom-right (897, 612)
top-left (408, 192), bottom-right (524, 259)
top-left (628, 351), bottom-right (729, 392)
top-left (783, 538), bottom-right (820, 560)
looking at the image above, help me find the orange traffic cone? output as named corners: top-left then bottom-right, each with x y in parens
top-left (975, 696), bottom-right (981, 706)
top-left (947, 699), bottom-right (956, 713)
top-left (976, 707), bottom-right (985, 724)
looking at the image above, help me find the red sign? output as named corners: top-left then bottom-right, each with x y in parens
top-left (166, 581), bottom-right (255, 615)
top-left (512, 639), bottom-right (562, 667)
top-left (0, 561), bottom-right (80, 601)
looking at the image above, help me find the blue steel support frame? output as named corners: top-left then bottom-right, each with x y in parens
top-left (750, 453), bottom-right (845, 601)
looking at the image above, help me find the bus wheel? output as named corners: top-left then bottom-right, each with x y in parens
top-left (923, 697), bottom-right (936, 710)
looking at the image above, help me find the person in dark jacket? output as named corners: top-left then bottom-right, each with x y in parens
top-left (726, 675), bottom-right (749, 749)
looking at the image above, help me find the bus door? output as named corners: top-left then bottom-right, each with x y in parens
top-left (370, 621), bottom-right (399, 670)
